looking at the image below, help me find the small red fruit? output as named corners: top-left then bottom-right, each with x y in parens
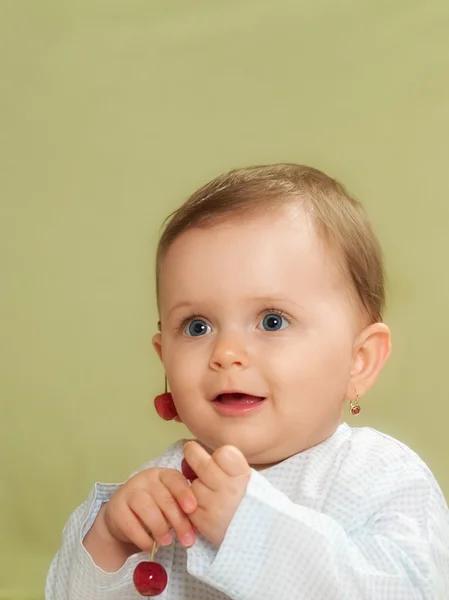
top-left (181, 458), bottom-right (198, 482)
top-left (133, 561), bottom-right (168, 597)
top-left (154, 392), bottom-right (178, 421)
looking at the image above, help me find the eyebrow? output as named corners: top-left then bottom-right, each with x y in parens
top-left (167, 301), bottom-right (196, 319)
top-left (166, 296), bottom-right (303, 319)
top-left (252, 295), bottom-right (293, 305)
top-left (252, 296), bottom-right (307, 314)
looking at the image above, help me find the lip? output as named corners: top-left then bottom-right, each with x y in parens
top-left (212, 391), bottom-right (266, 416)
top-left (210, 389), bottom-right (264, 401)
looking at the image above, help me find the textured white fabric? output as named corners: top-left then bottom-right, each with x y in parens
top-left (46, 423), bottom-right (449, 599)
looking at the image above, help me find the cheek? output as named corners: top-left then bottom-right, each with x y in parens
top-left (163, 340), bottom-right (204, 395)
top-left (265, 332), bottom-right (353, 392)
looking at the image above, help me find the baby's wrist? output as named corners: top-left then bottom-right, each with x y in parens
top-left (83, 504), bottom-right (139, 572)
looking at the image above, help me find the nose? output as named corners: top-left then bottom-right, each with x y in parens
top-left (209, 334), bottom-right (249, 371)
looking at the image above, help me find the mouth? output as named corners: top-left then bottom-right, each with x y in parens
top-left (212, 391), bottom-right (266, 415)
top-left (214, 392), bottom-right (266, 405)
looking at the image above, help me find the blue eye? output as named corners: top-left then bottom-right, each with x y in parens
top-left (185, 319), bottom-right (211, 337)
top-left (259, 313), bottom-right (289, 332)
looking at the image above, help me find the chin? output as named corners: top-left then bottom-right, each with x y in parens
top-left (220, 437), bottom-right (275, 467)
top-left (192, 428), bottom-right (256, 456)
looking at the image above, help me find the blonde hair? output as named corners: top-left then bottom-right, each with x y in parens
top-left (156, 164), bottom-right (385, 323)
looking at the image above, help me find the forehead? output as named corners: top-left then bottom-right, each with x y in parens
top-left (158, 207), bottom-right (350, 312)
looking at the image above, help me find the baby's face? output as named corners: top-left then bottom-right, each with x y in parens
top-left (154, 206), bottom-right (363, 467)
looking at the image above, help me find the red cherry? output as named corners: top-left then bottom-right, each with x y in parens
top-left (133, 561), bottom-right (168, 597)
top-left (154, 393), bottom-right (178, 421)
top-left (181, 458), bottom-right (198, 482)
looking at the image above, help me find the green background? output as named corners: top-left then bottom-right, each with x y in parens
top-left (1, 2), bottom-right (448, 598)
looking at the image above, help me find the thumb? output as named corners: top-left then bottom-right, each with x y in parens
top-left (213, 445), bottom-right (250, 478)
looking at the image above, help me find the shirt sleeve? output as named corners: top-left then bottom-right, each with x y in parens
top-left (45, 481), bottom-right (147, 600)
top-left (45, 440), bottom-right (190, 600)
top-left (186, 464), bottom-right (449, 600)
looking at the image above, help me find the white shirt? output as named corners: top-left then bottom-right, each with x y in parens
top-left (46, 423), bottom-right (449, 599)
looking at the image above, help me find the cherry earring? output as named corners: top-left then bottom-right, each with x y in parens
top-left (154, 377), bottom-right (181, 422)
top-left (350, 390), bottom-right (361, 416)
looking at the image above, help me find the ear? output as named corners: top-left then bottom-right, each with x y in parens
top-left (152, 331), bottom-right (163, 362)
top-left (346, 322), bottom-right (392, 400)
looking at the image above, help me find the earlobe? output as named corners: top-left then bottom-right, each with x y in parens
top-left (152, 332), bottom-right (163, 362)
top-left (347, 323), bottom-right (392, 399)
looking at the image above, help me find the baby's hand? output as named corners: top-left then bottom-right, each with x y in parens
top-left (103, 467), bottom-right (198, 552)
top-left (183, 441), bottom-right (251, 546)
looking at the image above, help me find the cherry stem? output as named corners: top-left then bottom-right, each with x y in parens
top-left (149, 540), bottom-right (158, 562)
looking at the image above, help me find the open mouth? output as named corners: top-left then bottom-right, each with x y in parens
top-left (214, 393), bottom-right (265, 405)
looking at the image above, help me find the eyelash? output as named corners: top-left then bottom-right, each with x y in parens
top-left (175, 314), bottom-right (204, 334)
top-left (175, 309), bottom-right (292, 334)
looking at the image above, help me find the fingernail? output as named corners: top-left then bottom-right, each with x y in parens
top-left (183, 499), bottom-right (196, 512)
top-left (181, 531), bottom-right (196, 546)
top-left (160, 533), bottom-right (172, 546)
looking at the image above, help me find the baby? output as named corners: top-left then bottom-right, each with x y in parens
top-left (46, 164), bottom-right (449, 599)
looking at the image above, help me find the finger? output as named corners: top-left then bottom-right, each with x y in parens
top-left (183, 441), bottom-right (223, 491)
top-left (212, 445), bottom-right (250, 478)
top-left (186, 502), bottom-right (208, 533)
top-left (160, 469), bottom-right (198, 513)
top-left (128, 493), bottom-right (173, 548)
top-left (190, 477), bottom-right (214, 509)
top-left (116, 503), bottom-right (159, 553)
top-left (154, 478), bottom-right (197, 547)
